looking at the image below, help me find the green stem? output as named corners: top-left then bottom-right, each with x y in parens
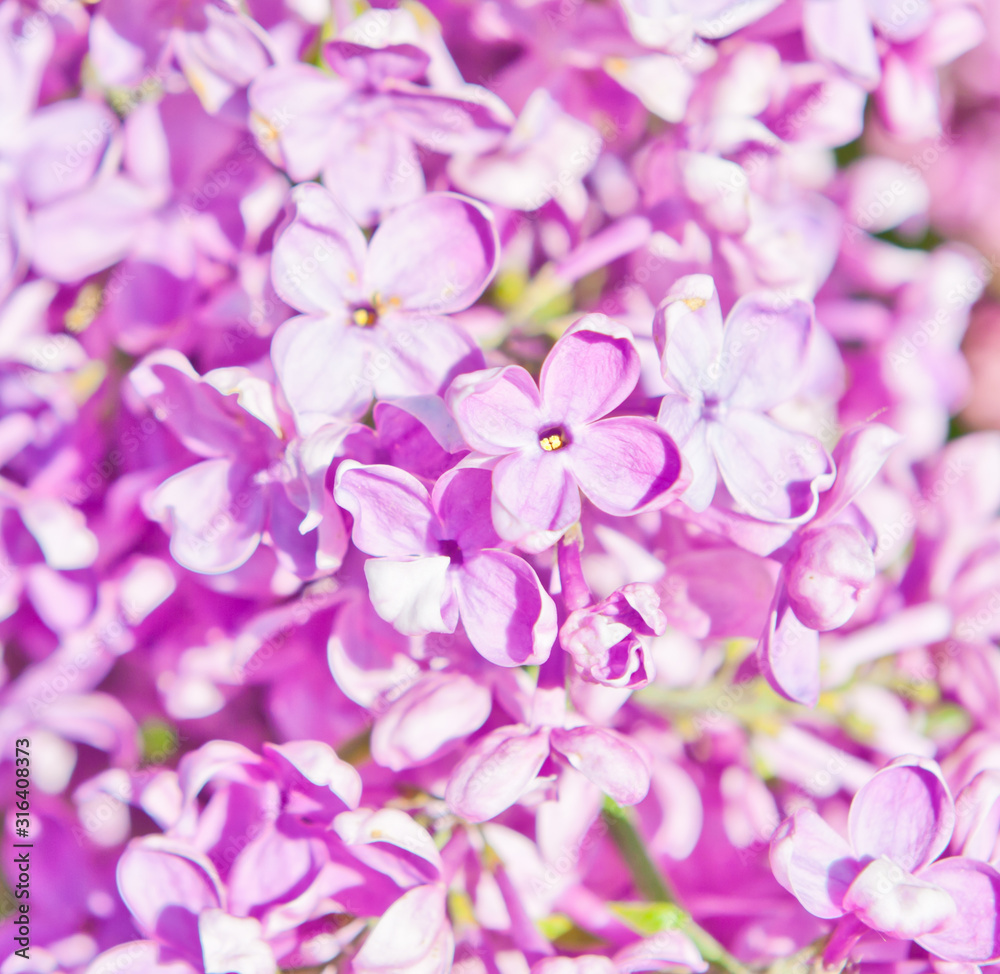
top-left (602, 802), bottom-right (755, 974)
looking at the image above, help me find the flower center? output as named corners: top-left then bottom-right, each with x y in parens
top-left (539, 427), bottom-right (568, 452)
top-left (439, 538), bottom-right (464, 566)
top-left (702, 396), bottom-right (726, 421)
top-left (352, 305), bottom-right (377, 327)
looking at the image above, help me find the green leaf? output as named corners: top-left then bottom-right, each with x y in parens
top-left (537, 913), bottom-right (606, 949)
top-left (607, 901), bottom-right (688, 936)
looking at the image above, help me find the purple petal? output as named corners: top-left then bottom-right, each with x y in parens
top-left (263, 740), bottom-right (362, 811)
top-left (757, 587), bottom-right (821, 706)
top-left (116, 837), bottom-right (224, 954)
top-left (917, 857), bottom-right (1000, 963)
top-left (711, 410), bottom-right (834, 523)
top-left (129, 351), bottom-right (273, 459)
top-left (248, 64), bottom-right (348, 181)
top-left (270, 182), bottom-right (367, 315)
top-left (373, 311), bottom-right (484, 399)
top-left (148, 459), bottom-right (264, 575)
top-left (784, 523), bottom-right (875, 631)
top-left (352, 884), bottom-right (453, 974)
top-left (333, 461), bottom-right (436, 557)
top-left (540, 316), bottom-right (641, 426)
top-left (366, 192), bottom-right (499, 314)
top-left (803, 0), bottom-right (880, 85)
top-left (613, 933), bottom-right (708, 973)
top-left (848, 756), bottom-right (955, 871)
top-left (549, 726), bottom-right (650, 806)
top-left (814, 423), bottom-right (901, 526)
top-left (658, 397), bottom-right (716, 512)
top-left (445, 724), bottom-right (551, 822)
top-left (363, 556), bottom-right (456, 636)
top-left (31, 177), bottom-right (156, 282)
top-left (271, 314), bottom-right (374, 431)
top-left (371, 672), bottom-right (492, 770)
top-left (659, 548), bottom-right (774, 639)
top-left (493, 450), bottom-right (580, 533)
top-left (199, 910), bottom-right (275, 974)
top-left (86, 942), bottom-right (199, 974)
top-left (227, 826), bottom-right (324, 915)
top-left (431, 466), bottom-right (500, 552)
top-left (843, 856), bottom-right (956, 940)
top-left (653, 274), bottom-right (724, 399)
top-left (953, 771), bottom-right (1000, 861)
top-left (568, 416), bottom-right (684, 517)
top-left (335, 808), bottom-right (443, 888)
top-left (770, 808), bottom-right (858, 919)
top-left (455, 550), bottom-right (557, 666)
top-left (447, 365), bottom-right (544, 454)
top-left (720, 294), bottom-right (814, 411)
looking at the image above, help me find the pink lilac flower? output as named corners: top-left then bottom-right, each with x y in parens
top-left (269, 183), bottom-right (496, 432)
top-left (655, 273), bottom-right (835, 523)
top-left (448, 315), bottom-right (685, 540)
top-left (771, 755), bottom-right (1000, 963)
top-left (333, 463), bottom-right (556, 666)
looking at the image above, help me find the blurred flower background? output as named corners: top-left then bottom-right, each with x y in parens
top-left (5, 0), bottom-right (1000, 972)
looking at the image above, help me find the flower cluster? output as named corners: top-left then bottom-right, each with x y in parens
top-left (3, 0), bottom-right (1000, 972)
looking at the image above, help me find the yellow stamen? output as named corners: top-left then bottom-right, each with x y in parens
top-left (681, 297), bottom-right (706, 311)
top-left (353, 308), bottom-right (374, 326)
top-left (65, 284), bottom-right (103, 332)
top-left (540, 433), bottom-right (565, 452)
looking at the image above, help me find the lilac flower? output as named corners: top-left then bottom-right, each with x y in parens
top-left (269, 183), bottom-right (496, 432)
top-left (771, 755), bottom-right (1000, 963)
top-left (758, 423), bottom-right (900, 706)
top-left (448, 315), bottom-right (685, 539)
top-left (560, 583), bottom-right (665, 688)
top-left (333, 463), bottom-right (556, 666)
top-left (445, 720), bottom-right (651, 823)
top-left (655, 274), bottom-right (835, 523)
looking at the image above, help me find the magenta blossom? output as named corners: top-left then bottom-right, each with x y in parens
top-left (771, 755), bottom-right (1000, 964)
top-left (655, 274), bottom-right (835, 523)
top-left (447, 316), bottom-right (685, 541)
top-left (270, 183), bottom-right (497, 433)
top-left (560, 583), bottom-right (665, 689)
top-left (333, 463), bottom-right (556, 666)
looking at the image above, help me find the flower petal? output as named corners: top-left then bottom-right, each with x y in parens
top-left (848, 756), bottom-right (955, 872)
top-left (431, 466), bottom-right (500, 552)
top-left (493, 450), bottom-right (580, 533)
top-left (363, 556), bottom-right (456, 636)
top-left (455, 550), bottom-right (557, 666)
top-left (352, 884), bottom-right (453, 974)
top-left (568, 416), bottom-right (684, 517)
top-left (366, 192), bottom-right (499, 314)
top-left (447, 365), bottom-right (544, 454)
top-left (373, 311), bottom-right (484, 399)
top-left (720, 293), bottom-right (814, 410)
top-left (540, 315), bottom-right (641, 426)
top-left (654, 274), bottom-right (724, 400)
top-left (770, 808), bottom-right (858, 919)
top-left (757, 587), bottom-right (821, 706)
top-left (334, 461), bottom-right (436, 557)
top-left (271, 314), bottom-right (374, 432)
top-left (711, 410), bottom-right (833, 523)
top-left (549, 726), bottom-right (650, 806)
top-left (116, 836), bottom-right (224, 954)
top-left (445, 724), bottom-right (551, 822)
top-left (270, 182), bottom-right (367, 315)
top-left (147, 459), bottom-right (263, 574)
top-left (917, 857), bottom-right (1000, 963)
top-left (371, 672), bottom-right (492, 771)
top-left (842, 856), bottom-right (956, 940)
